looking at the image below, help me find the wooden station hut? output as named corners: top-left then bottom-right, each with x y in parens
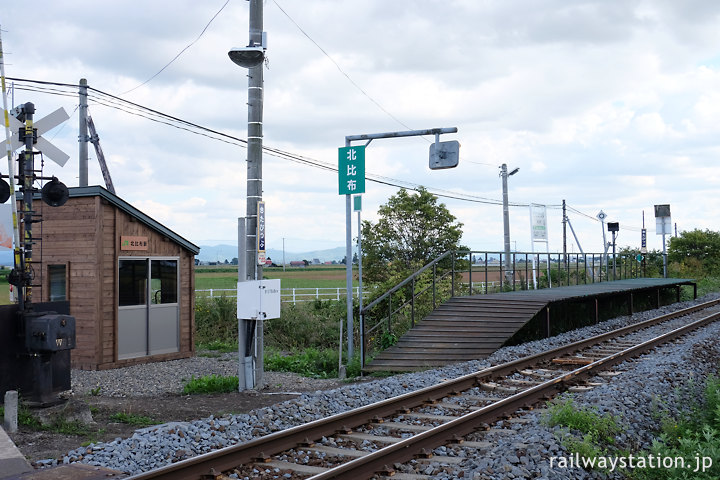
top-left (27, 186), bottom-right (200, 370)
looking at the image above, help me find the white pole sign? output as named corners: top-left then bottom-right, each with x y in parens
top-left (257, 201), bottom-right (266, 265)
top-left (531, 204), bottom-right (548, 241)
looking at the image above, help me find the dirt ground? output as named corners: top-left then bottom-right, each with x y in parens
top-left (8, 374), bottom-right (351, 465)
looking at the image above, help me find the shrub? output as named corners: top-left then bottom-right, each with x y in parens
top-left (195, 296), bottom-right (238, 345)
top-left (543, 396), bottom-right (621, 470)
top-left (631, 375), bottom-right (720, 479)
top-left (545, 397), bottom-right (620, 440)
top-left (264, 300), bottom-right (346, 350)
top-left (265, 348), bottom-right (362, 379)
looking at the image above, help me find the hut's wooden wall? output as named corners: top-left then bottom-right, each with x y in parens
top-left (32, 195), bottom-right (195, 370)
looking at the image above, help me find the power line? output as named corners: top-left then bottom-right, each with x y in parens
top-left (6, 77), bottom-right (655, 233)
top-left (119, 0), bottom-right (231, 96)
top-left (270, 0), bottom-right (418, 134)
top-left (566, 205), bottom-right (644, 232)
top-left (7, 76), bottom-right (536, 207)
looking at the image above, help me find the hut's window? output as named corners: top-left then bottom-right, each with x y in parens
top-left (151, 259), bottom-right (178, 304)
top-left (119, 259), bottom-right (148, 306)
top-left (48, 265), bottom-right (66, 301)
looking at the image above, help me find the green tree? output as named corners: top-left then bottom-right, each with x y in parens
top-left (361, 187), bottom-right (464, 284)
top-left (668, 229), bottom-right (720, 276)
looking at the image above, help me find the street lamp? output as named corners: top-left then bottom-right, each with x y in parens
top-left (500, 164), bottom-right (519, 286)
top-left (228, 46), bottom-right (265, 68)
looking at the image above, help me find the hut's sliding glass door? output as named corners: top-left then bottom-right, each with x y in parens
top-left (118, 258), bottom-right (179, 360)
top-left (148, 259), bottom-right (179, 355)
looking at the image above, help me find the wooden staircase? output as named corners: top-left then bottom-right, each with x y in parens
top-left (364, 295), bottom-right (547, 372)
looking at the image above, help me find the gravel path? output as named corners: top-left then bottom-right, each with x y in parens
top-left (43, 293), bottom-right (720, 479)
top-left (71, 355), bottom-right (340, 397)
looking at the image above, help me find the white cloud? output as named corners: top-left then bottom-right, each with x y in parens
top-left (3, 0), bottom-right (720, 257)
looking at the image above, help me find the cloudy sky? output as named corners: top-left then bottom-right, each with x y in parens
top-left (2, 0), bottom-right (720, 257)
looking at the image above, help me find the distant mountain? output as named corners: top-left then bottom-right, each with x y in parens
top-left (197, 244), bottom-right (351, 264)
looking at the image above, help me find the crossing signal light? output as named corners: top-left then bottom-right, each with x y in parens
top-left (0, 178), bottom-right (9, 203)
top-left (41, 177), bottom-right (69, 207)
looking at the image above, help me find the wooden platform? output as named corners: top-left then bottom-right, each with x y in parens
top-left (365, 278), bottom-right (695, 372)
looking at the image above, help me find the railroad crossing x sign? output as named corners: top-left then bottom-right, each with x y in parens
top-left (8, 107), bottom-right (71, 166)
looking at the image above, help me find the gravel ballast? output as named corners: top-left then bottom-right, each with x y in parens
top-left (44, 293), bottom-right (720, 479)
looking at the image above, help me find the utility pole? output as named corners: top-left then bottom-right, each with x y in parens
top-left (244, 0), bottom-right (264, 285)
top-left (562, 199), bottom-right (567, 261)
top-left (500, 164), bottom-right (518, 285)
top-left (248, 0), bottom-right (264, 387)
top-left (229, 0), bottom-right (266, 390)
top-left (78, 79), bottom-right (88, 187)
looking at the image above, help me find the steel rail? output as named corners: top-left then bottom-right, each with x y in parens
top-left (125, 298), bottom-right (720, 480)
top-left (307, 308), bottom-right (720, 479)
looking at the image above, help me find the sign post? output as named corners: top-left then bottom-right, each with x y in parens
top-left (654, 204), bottom-right (671, 278)
top-left (354, 195), bottom-right (363, 367)
top-left (529, 204), bottom-right (550, 289)
top-left (339, 145), bottom-right (365, 363)
top-left (341, 127), bottom-right (458, 371)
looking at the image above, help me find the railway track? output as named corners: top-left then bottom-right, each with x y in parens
top-left (127, 298), bottom-right (720, 480)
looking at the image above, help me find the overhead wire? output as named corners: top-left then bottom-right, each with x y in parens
top-left (12, 85), bottom-right (77, 99)
top-left (8, 79), bottom-right (641, 223)
top-left (270, 0), bottom-right (420, 137)
top-left (118, 0), bottom-right (231, 96)
top-left (8, 76), bottom-right (553, 208)
top-left (566, 205), bottom-right (645, 233)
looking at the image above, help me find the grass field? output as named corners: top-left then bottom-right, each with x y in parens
top-left (195, 265), bottom-right (358, 290)
top-left (0, 265), bottom-right (357, 305)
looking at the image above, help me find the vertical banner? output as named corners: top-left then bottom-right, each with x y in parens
top-left (529, 204), bottom-right (550, 289)
top-left (641, 228), bottom-right (647, 254)
top-left (531, 204), bottom-right (548, 241)
top-left (0, 204), bottom-right (12, 250)
top-left (257, 201), bottom-right (266, 265)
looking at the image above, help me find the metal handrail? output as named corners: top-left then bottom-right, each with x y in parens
top-left (360, 251), bottom-right (455, 314)
top-left (364, 269), bottom-right (454, 338)
top-left (359, 249), bottom-right (667, 368)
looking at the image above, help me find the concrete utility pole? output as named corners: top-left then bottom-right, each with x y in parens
top-left (562, 199), bottom-right (567, 261)
top-left (500, 164), bottom-right (518, 285)
top-left (245, 0), bottom-right (264, 284)
top-left (247, 0), bottom-right (264, 387)
top-left (229, 0), bottom-right (266, 390)
top-left (78, 79), bottom-right (88, 187)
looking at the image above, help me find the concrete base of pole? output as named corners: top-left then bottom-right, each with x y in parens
top-left (3, 391), bottom-right (17, 433)
top-left (238, 318), bottom-right (247, 392)
top-left (338, 365), bottom-right (346, 380)
top-left (244, 356), bottom-right (255, 390)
